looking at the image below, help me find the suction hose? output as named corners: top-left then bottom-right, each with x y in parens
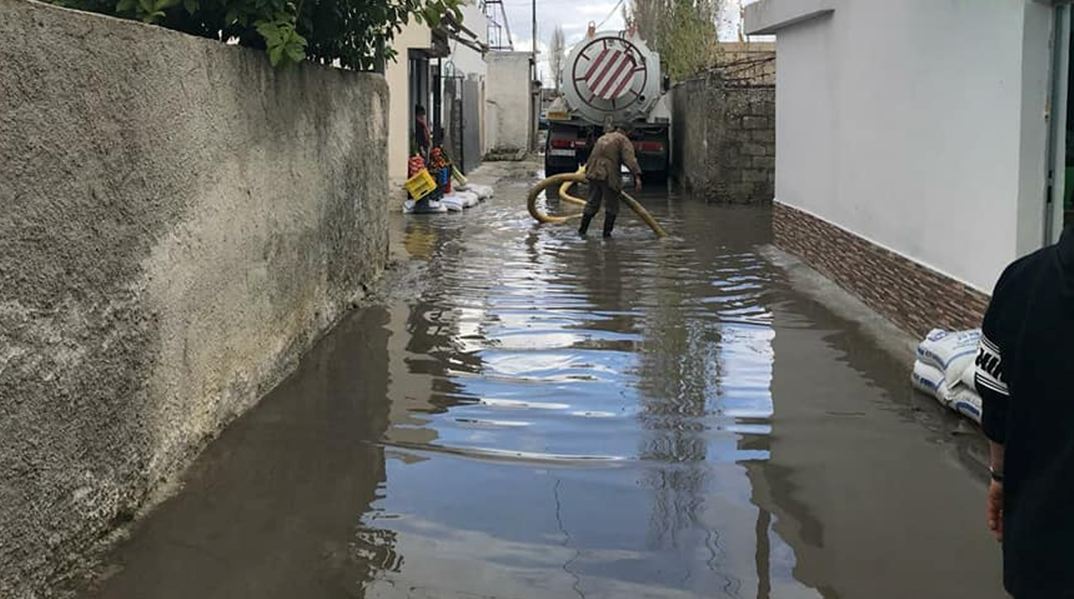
top-left (527, 172), bottom-right (587, 224)
top-left (558, 170), bottom-right (669, 238)
top-left (526, 169), bottom-right (669, 237)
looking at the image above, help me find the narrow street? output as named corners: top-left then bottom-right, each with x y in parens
top-left (79, 166), bottom-right (1005, 599)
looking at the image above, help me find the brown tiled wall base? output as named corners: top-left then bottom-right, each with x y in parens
top-left (773, 203), bottom-right (990, 337)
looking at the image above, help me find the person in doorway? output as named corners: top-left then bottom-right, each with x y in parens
top-left (579, 124), bottom-right (642, 238)
top-left (414, 105), bottom-right (432, 160)
top-left (977, 224), bottom-right (1074, 598)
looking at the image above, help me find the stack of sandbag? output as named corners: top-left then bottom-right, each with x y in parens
top-left (403, 198), bottom-right (447, 214)
top-left (456, 182), bottom-right (494, 200)
top-left (911, 329), bottom-right (984, 423)
top-left (440, 190), bottom-right (480, 212)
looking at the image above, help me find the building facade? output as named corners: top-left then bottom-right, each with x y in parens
top-left (385, 1), bottom-right (490, 186)
top-left (747, 0), bottom-right (1074, 335)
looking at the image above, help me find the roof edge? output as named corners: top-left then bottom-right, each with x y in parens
top-left (744, 0), bottom-right (835, 35)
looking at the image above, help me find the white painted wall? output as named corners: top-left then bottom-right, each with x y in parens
top-left (386, 21), bottom-right (432, 185)
top-left (753, 0), bottom-right (1055, 292)
top-left (486, 51), bottom-right (532, 152)
top-left (448, 1), bottom-right (488, 78)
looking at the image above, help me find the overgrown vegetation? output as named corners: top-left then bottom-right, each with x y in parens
top-left (49, 0), bottom-right (462, 69)
top-left (628, 0), bottom-right (720, 81)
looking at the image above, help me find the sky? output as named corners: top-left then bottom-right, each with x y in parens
top-left (492, 0), bottom-right (754, 84)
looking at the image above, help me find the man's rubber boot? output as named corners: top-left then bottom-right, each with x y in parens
top-left (603, 214), bottom-right (617, 238)
top-left (579, 213), bottom-right (595, 237)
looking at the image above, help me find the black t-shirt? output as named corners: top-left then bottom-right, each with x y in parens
top-left (978, 226), bottom-right (1074, 598)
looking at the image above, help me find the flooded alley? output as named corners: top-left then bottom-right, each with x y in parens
top-left (80, 169), bottom-right (1005, 599)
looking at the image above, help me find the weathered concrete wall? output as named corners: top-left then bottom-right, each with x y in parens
top-left (0, 0), bottom-right (389, 595)
top-left (486, 51), bottom-right (532, 153)
top-left (671, 74), bottom-right (775, 204)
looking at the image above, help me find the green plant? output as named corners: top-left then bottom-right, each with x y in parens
top-left (629, 0), bottom-right (720, 81)
top-left (50, 0), bottom-right (461, 69)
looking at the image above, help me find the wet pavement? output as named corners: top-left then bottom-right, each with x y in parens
top-left (80, 166), bottom-right (1005, 598)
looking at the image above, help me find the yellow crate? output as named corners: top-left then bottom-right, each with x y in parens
top-left (404, 168), bottom-right (437, 200)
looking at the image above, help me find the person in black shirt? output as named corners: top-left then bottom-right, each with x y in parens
top-left (977, 225), bottom-right (1074, 598)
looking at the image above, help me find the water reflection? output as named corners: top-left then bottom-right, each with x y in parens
top-left (359, 191), bottom-right (822, 598)
top-left (83, 187), bottom-right (1006, 599)
top-left (80, 309), bottom-right (398, 598)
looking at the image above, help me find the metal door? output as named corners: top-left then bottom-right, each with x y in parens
top-left (462, 79), bottom-right (482, 173)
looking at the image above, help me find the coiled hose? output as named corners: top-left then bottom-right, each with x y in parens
top-left (527, 169), bottom-right (669, 238)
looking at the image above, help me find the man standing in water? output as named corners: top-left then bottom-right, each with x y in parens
top-left (977, 225), bottom-right (1074, 598)
top-left (579, 124), bottom-right (642, 238)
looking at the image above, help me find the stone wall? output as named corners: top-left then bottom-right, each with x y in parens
top-left (671, 73), bottom-right (775, 203)
top-left (774, 203), bottom-right (990, 337)
top-left (0, 1), bottom-right (389, 595)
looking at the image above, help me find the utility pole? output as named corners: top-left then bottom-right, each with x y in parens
top-left (530, 0), bottom-right (538, 152)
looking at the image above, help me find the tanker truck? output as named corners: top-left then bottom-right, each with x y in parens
top-left (544, 23), bottom-right (672, 180)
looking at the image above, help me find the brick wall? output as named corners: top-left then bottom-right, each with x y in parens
top-left (774, 203), bottom-right (990, 337)
top-left (671, 72), bottom-right (775, 203)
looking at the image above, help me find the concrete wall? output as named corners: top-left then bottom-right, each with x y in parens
top-left (386, 21), bottom-right (433, 184)
top-left (486, 51), bottom-right (532, 153)
top-left (671, 74), bottom-right (775, 203)
top-left (751, 0), bottom-right (1055, 292)
top-left (0, 1), bottom-right (389, 595)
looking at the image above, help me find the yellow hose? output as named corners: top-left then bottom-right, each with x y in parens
top-left (527, 173), bottom-right (587, 224)
top-left (558, 178), bottom-right (588, 207)
top-left (545, 167), bottom-right (669, 238)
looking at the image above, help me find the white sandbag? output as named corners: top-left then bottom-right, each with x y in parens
top-left (948, 387), bottom-right (983, 424)
top-left (912, 360), bottom-right (950, 406)
top-left (440, 194), bottom-right (464, 212)
top-left (455, 191), bottom-right (480, 208)
top-left (916, 329), bottom-right (981, 387)
top-left (468, 184), bottom-right (494, 200)
top-left (403, 199), bottom-right (447, 214)
top-left (959, 360), bottom-right (977, 393)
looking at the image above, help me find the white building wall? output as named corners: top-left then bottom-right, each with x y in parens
top-left (448, 1), bottom-right (489, 77)
top-left (754, 0), bottom-right (1055, 292)
top-left (486, 51), bottom-right (532, 152)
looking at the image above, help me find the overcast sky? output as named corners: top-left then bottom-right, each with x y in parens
top-left (492, 0), bottom-right (753, 83)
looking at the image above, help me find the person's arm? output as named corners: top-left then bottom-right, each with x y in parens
top-left (977, 278), bottom-right (1011, 542)
top-left (619, 135), bottom-right (643, 191)
top-left (987, 441), bottom-right (1005, 541)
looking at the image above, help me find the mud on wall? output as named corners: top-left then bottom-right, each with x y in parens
top-left (0, 0), bottom-right (389, 595)
top-left (671, 74), bottom-right (775, 203)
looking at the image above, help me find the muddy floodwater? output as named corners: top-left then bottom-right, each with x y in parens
top-left (81, 170), bottom-right (1006, 598)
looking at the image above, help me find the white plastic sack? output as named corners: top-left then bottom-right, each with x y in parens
top-left (917, 329), bottom-right (981, 388)
top-left (948, 387), bottom-right (983, 424)
top-left (455, 191), bottom-right (480, 208)
top-left (403, 199), bottom-right (447, 214)
top-left (440, 194), bottom-right (464, 212)
top-left (469, 184), bottom-right (494, 200)
top-left (959, 360), bottom-right (977, 393)
top-left (912, 360), bottom-right (950, 406)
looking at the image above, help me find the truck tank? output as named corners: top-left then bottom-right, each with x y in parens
top-left (545, 24), bottom-right (671, 180)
